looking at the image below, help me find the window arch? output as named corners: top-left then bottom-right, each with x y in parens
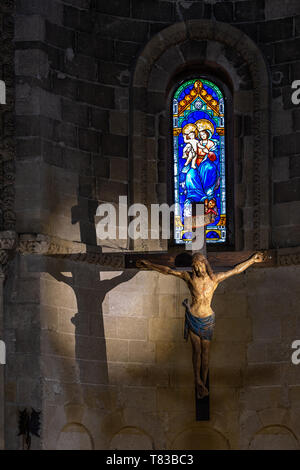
top-left (131, 20), bottom-right (271, 252)
top-left (173, 78), bottom-right (226, 245)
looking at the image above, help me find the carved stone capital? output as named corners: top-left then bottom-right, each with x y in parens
top-left (277, 248), bottom-right (300, 267)
top-left (18, 234), bottom-right (125, 270)
top-left (0, 231), bottom-right (17, 275)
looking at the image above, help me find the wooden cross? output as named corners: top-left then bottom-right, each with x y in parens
top-left (126, 248), bottom-right (275, 421)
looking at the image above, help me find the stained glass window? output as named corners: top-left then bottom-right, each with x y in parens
top-left (173, 79), bottom-right (226, 245)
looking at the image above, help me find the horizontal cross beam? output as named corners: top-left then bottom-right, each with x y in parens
top-left (125, 249), bottom-right (277, 269)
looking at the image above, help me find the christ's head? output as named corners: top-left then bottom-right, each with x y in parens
top-left (192, 253), bottom-right (215, 280)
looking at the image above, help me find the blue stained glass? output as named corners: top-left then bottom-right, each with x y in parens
top-left (173, 79), bottom-right (227, 245)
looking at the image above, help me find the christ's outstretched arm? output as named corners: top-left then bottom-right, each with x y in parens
top-left (137, 259), bottom-right (189, 281)
top-left (214, 252), bottom-right (265, 284)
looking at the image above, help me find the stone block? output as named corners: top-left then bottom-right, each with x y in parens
top-left (16, 0), bottom-right (63, 24)
top-left (64, 53), bottom-right (98, 82)
top-left (5, 382), bottom-right (17, 404)
top-left (7, 353), bottom-right (40, 380)
top-left (274, 178), bottom-right (300, 204)
top-left (11, 278), bottom-right (40, 304)
top-left (244, 364), bottom-right (282, 386)
top-left (241, 386), bottom-right (282, 411)
top-left (109, 111), bottom-right (128, 136)
top-left (132, 0), bottom-right (174, 22)
top-left (96, 14), bottom-right (148, 42)
top-left (155, 341), bottom-right (191, 367)
top-left (116, 317), bottom-right (147, 341)
top-left (157, 387), bottom-right (194, 412)
top-left (16, 379), bottom-right (42, 409)
top-left (107, 363), bottom-right (168, 387)
top-left (96, 179), bottom-right (128, 204)
top-left (40, 278), bottom-right (77, 310)
top-left (115, 40), bottom-right (140, 65)
top-left (45, 21), bottom-right (75, 49)
top-left (275, 39), bottom-right (300, 64)
top-left (94, 156), bottom-right (110, 178)
top-left (52, 74), bottom-right (78, 100)
top-left (235, 0), bottom-right (265, 22)
top-left (210, 387), bottom-right (239, 413)
top-left (214, 2), bottom-right (233, 22)
top-left (110, 157), bottom-right (128, 181)
top-left (128, 340), bottom-right (155, 363)
top-left (290, 156), bottom-right (300, 179)
top-left (272, 109), bottom-right (293, 137)
top-left (6, 303), bottom-right (40, 330)
top-left (15, 327), bottom-right (40, 354)
top-left (63, 5), bottom-right (93, 32)
top-left (98, 61), bottom-right (130, 87)
top-left (247, 341), bottom-right (267, 363)
top-left (102, 134), bottom-right (128, 158)
top-left (234, 90), bottom-right (253, 114)
top-left (106, 339), bottom-right (129, 362)
top-left (101, 315), bottom-right (116, 339)
top-left (211, 365), bottom-right (243, 387)
top-left (272, 225), bottom-right (300, 247)
top-left (15, 15), bottom-right (45, 41)
top-left (16, 86), bottom-right (61, 120)
top-left (41, 330), bottom-right (76, 357)
top-left (77, 32), bottom-right (114, 61)
top-left (77, 82), bottom-right (115, 108)
top-left (15, 49), bottom-right (49, 79)
top-left (149, 318), bottom-right (183, 342)
top-left (251, 313), bottom-right (281, 342)
top-left (63, 148), bottom-right (93, 176)
top-left (119, 386), bottom-right (156, 413)
top-left (169, 364), bottom-right (194, 388)
top-left (265, 0), bottom-right (300, 20)
top-left (41, 305), bottom-right (59, 332)
top-left (79, 128), bottom-right (101, 153)
top-left (258, 18), bottom-right (293, 43)
top-left (58, 307), bottom-right (88, 336)
top-left (210, 341), bottom-right (247, 368)
top-left (179, 39), bottom-right (207, 64)
top-left (159, 294), bottom-right (177, 318)
top-left (212, 292), bottom-right (248, 318)
top-left (266, 342), bottom-right (291, 363)
top-left (147, 91), bottom-right (166, 115)
top-left (79, 360), bottom-right (109, 385)
top-left (95, 0), bottom-right (130, 16)
top-left (75, 335), bottom-right (107, 361)
top-left (272, 203), bottom-right (290, 226)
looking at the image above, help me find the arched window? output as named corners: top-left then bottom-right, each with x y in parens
top-left (173, 79), bottom-right (226, 245)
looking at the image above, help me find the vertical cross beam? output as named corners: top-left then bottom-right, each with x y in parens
top-left (195, 373), bottom-right (210, 421)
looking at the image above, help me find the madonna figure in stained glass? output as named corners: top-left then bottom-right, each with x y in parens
top-left (182, 123), bottom-right (220, 205)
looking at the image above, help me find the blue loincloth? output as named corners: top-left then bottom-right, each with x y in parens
top-left (183, 299), bottom-right (215, 341)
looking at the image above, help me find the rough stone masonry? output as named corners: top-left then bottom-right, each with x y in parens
top-left (0, 0), bottom-right (300, 450)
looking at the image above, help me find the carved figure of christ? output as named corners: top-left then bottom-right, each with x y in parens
top-left (137, 251), bottom-right (265, 399)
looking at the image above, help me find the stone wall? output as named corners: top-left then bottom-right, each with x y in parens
top-left (2, 0), bottom-right (300, 450)
top-left (13, 0), bottom-right (300, 250)
top-left (5, 257), bottom-right (300, 449)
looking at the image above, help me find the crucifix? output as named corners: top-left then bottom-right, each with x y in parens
top-left (17, 232), bottom-right (273, 422)
top-left (129, 248), bottom-right (267, 420)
